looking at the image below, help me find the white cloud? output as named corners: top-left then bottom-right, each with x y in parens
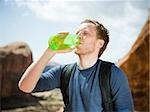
top-left (14, 0), bottom-right (85, 22)
top-left (14, 0), bottom-right (148, 24)
top-left (100, 1), bottom-right (148, 61)
top-left (4, 0), bottom-right (148, 63)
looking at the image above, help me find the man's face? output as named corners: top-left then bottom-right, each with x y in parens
top-left (75, 22), bottom-right (100, 56)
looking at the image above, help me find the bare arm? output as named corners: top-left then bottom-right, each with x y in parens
top-left (18, 47), bottom-right (74, 93)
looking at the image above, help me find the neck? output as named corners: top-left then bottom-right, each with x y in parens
top-left (77, 53), bottom-right (99, 70)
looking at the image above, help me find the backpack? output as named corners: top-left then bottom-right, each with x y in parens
top-left (60, 60), bottom-right (114, 112)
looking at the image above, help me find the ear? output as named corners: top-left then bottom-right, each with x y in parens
top-left (96, 39), bottom-right (104, 49)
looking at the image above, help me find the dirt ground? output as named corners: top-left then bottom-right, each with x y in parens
top-left (1, 89), bottom-right (64, 112)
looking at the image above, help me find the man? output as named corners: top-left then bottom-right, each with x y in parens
top-left (18, 19), bottom-right (134, 112)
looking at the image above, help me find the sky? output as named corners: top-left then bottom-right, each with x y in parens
top-left (0, 0), bottom-right (149, 64)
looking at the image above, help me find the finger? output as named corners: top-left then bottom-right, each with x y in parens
top-left (57, 48), bottom-right (75, 53)
top-left (58, 32), bottom-right (69, 35)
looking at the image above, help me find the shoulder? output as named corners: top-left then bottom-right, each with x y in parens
top-left (99, 59), bottom-right (127, 82)
top-left (42, 64), bottom-right (67, 76)
top-left (110, 63), bottom-right (129, 88)
top-left (43, 65), bottom-right (61, 72)
top-left (111, 64), bottom-right (127, 79)
top-left (43, 62), bottom-right (75, 71)
top-left (42, 63), bottom-right (76, 74)
top-left (61, 63), bottom-right (77, 74)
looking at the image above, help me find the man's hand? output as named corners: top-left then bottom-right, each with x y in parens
top-left (56, 48), bottom-right (75, 53)
top-left (58, 31), bottom-right (69, 35)
top-left (48, 46), bottom-right (75, 54)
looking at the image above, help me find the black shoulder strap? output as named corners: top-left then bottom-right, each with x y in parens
top-left (60, 63), bottom-right (76, 108)
top-left (99, 60), bottom-right (114, 112)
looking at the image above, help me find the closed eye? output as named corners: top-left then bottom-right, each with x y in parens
top-left (76, 30), bottom-right (90, 37)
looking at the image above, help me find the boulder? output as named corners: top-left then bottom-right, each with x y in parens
top-left (118, 19), bottom-right (149, 111)
top-left (0, 42), bottom-right (33, 98)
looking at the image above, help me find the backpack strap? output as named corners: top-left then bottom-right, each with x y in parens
top-left (99, 60), bottom-right (114, 112)
top-left (60, 63), bottom-right (76, 109)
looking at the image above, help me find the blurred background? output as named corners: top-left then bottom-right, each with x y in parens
top-left (0, 0), bottom-right (149, 112)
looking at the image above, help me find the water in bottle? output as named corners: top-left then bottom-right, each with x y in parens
top-left (48, 32), bottom-right (80, 50)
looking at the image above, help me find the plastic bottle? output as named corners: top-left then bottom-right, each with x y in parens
top-left (48, 32), bottom-right (80, 50)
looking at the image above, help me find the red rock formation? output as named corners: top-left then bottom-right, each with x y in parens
top-left (118, 18), bottom-right (149, 111)
top-left (0, 42), bottom-right (33, 98)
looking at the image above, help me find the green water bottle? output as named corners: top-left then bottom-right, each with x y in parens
top-left (48, 32), bottom-right (80, 51)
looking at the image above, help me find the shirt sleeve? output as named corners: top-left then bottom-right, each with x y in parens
top-left (32, 65), bottom-right (64, 92)
top-left (110, 64), bottom-right (134, 111)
